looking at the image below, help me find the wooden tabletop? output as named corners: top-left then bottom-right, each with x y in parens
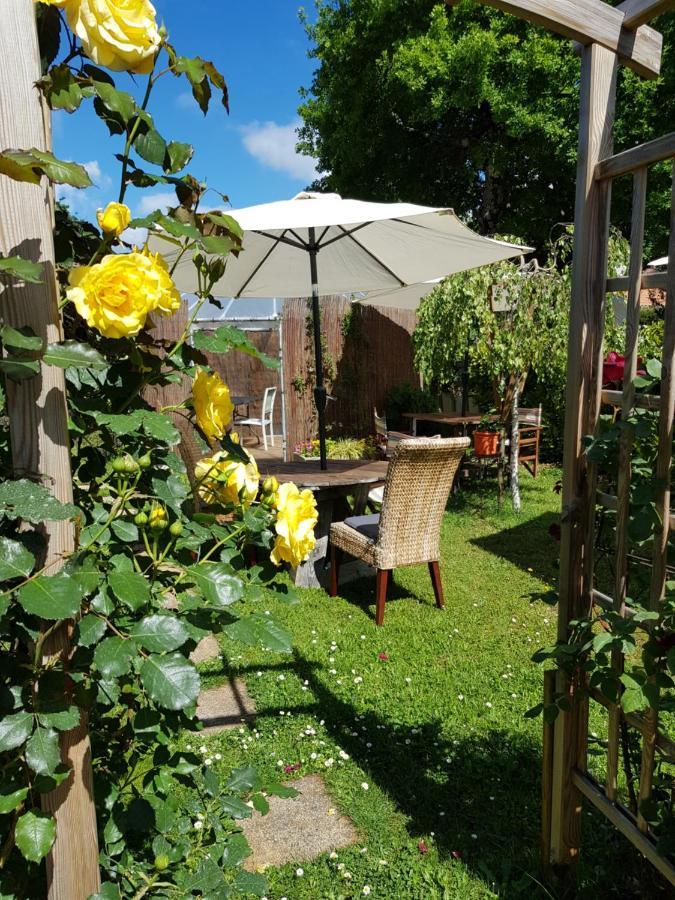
top-left (257, 458), bottom-right (388, 490)
top-left (402, 411), bottom-right (489, 426)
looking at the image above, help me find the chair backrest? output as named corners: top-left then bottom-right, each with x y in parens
top-left (376, 437), bottom-right (470, 568)
top-left (374, 407), bottom-right (387, 440)
top-left (262, 387), bottom-right (277, 418)
top-left (518, 405), bottom-right (542, 427)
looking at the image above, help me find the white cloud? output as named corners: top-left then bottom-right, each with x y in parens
top-left (120, 226), bottom-right (148, 246)
top-left (239, 119), bottom-right (318, 181)
top-left (176, 91), bottom-right (195, 111)
top-left (137, 191), bottom-right (177, 215)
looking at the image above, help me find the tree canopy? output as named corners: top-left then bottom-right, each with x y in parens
top-left (299, 0), bottom-right (675, 257)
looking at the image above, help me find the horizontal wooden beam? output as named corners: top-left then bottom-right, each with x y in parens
top-left (448, 1), bottom-right (663, 78)
top-left (618, 0), bottom-right (675, 30)
top-left (602, 389), bottom-right (662, 410)
top-left (572, 771), bottom-right (675, 885)
top-left (596, 132), bottom-right (675, 180)
top-left (606, 271), bottom-right (668, 292)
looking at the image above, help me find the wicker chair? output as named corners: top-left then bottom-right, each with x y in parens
top-left (329, 437), bottom-right (470, 625)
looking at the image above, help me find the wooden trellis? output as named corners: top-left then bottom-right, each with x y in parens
top-left (447, 0), bottom-right (675, 887)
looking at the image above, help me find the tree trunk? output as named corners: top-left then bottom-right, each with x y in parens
top-left (0, 2), bottom-right (100, 896)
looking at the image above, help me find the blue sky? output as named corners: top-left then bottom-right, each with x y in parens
top-left (54, 1), bottom-right (318, 227)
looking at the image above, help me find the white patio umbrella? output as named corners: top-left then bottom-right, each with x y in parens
top-left (151, 192), bottom-right (526, 468)
top-left (354, 279), bottom-right (442, 311)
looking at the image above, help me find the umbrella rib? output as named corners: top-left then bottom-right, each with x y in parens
top-left (319, 221), bottom-right (371, 249)
top-left (331, 224), bottom-right (406, 287)
top-left (254, 229), bottom-right (308, 251)
top-left (234, 229), bottom-right (292, 296)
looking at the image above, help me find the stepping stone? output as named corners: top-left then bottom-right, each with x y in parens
top-left (190, 634), bottom-right (221, 664)
top-left (241, 775), bottom-right (357, 870)
top-left (195, 679), bottom-right (256, 734)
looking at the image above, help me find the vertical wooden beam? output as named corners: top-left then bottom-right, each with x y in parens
top-left (637, 164), bottom-right (675, 830)
top-left (549, 42), bottom-right (618, 873)
top-left (0, 2), bottom-right (100, 897)
top-left (607, 167), bottom-right (647, 802)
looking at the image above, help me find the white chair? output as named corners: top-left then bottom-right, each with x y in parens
top-left (238, 387), bottom-right (277, 450)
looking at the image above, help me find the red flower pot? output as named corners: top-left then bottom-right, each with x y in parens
top-left (473, 430), bottom-right (499, 457)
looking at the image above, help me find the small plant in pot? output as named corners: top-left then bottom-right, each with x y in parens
top-left (473, 412), bottom-right (501, 457)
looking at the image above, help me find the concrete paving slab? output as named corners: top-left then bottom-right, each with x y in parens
top-left (241, 775), bottom-right (357, 870)
top-left (195, 679), bottom-right (255, 733)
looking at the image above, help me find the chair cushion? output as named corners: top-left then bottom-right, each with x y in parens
top-left (343, 513), bottom-right (380, 542)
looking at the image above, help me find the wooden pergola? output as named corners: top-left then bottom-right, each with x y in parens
top-left (446, 0), bottom-right (675, 886)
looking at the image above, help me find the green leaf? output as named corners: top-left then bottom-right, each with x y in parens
top-left (43, 341), bottom-right (108, 370)
top-left (39, 64), bottom-right (84, 113)
top-left (226, 766), bottom-right (262, 792)
top-left (219, 795), bottom-right (253, 819)
top-left (140, 653), bottom-right (200, 710)
top-left (205, 212), bottom-right (243, 240)
top-left (221, 832), bottom-right (251, 868)
top-left (94, 637), bottom-right (136, 678)
top-left (151, 473), bottom-right (188, 511)
top-left (110, 519), bottom-right (139, 542)
top-left (164, 141), bottom-right (194, 174)
top-left (251, 792), bottom-right (269, 815)
top-left (89, 884), bottom-right (121, 900)
top-left (645, 357), bottom-right (662, 379)
top-left (25, 727), bottom-right (60, 776)
top-left (0, 479), bottom-right (79, 522)
top-left (225, 613), bottom-right (292, 653)
top-left (134, 127), bottom-right (168, 167)
top-left (130, 615), bottom-right (189, 653)
top-left (0, 781), bottom-right (29, 814)
top-left (0, 711), bottom-right (33, 752)
top-left (15, 810), bottom-right (56, 863)
top-left (92, 82), bottom-right (136, 125)
top-left (0, 325), bottom-right (43, 352)
top-left (198, 233), bottom-right (236, 257)
top-left (233, 871), bottom-right (266, 897)
top-left (93, 409), bottom-right (145, 436)
top-left (192, 325), bottom-right (279, 368)
top-left (141, 411), bottom-right (181, 445)
top-left (38, 705), bottom-right (80, 731)
top-left (0, 148), bottom-right (92, 187)
top-left (108, 571), bottom-right (151, 611)
top-left (18, 571), bottom-right (84, 620)
top-left (0, 256), bottom-right (42, 283)
top-left (0, 357), bottom-right (40, 381)
top-left (186, 562), bottom-right (244, 609)
top-left (0, 537), bottom-right (35, 582)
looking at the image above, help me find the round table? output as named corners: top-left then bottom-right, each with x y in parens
top-left (258, 459), bottom-right (389, 588)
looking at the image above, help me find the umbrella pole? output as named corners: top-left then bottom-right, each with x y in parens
top-left (308, 228), bottom-right (328, 470)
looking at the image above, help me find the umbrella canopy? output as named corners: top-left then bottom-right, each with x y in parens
top-left (355, 279), bottom-right (442, 311)
top-left (150, 192), bottom-right (527, 468)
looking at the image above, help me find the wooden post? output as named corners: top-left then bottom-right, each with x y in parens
top-left (549, 42), bottom-right (618, 874)
top-left (0, 2), bottom-right (100, 897)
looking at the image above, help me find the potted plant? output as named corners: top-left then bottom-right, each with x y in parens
top-left (473, 413), bottom-right (501, 457)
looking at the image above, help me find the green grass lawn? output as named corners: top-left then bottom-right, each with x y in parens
top-left (190, 467), bottom-right (669, 899)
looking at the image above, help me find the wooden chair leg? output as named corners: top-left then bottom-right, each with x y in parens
top-left (533, 433), bottom-right (540, 477)
top-left (428, 560), bottom-right (444, 609)
top-left (330, 545), bottom-right (341, 597)
top-left (375, 569), bottom-right (390, 625)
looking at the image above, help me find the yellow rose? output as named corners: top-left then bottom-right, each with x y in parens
top-left (59, 0), bottom-right (161, 74)
top-left (270, 482), bottom-right (318, 567)
top-left (148, 504), bottom-right (168, 530)
top-left (194, 449), bottom-right (259, 509)
top-left (97, 201), bottom-right (131, 237)
top-left (192, 369), bottom-right (234, 446)
top-left (66, 248), bottom-right (181, 338)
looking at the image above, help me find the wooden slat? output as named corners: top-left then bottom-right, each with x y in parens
top-left (606, 270), bottom-right (668, 292)
top-left (541, 669), bottom-right (555, 870)
top-left (596, 132), bottom-right (675, 180)
top-left (0, 3), bottom-right (101, 898)
top-left (589, 687), bottom-right (675, 761)
top-left (596, 490), bottom-right (618, 510)
top-left (601, 389), bottom-right (662, 410)
top-left (445, 0), bottom-right (663, 78)
top-left (550, 43), bottom-right (618, 871)
top-left (618, 0), bottom-right (675, 30)
top-left (607, 168), bottom-right (648, 802)
top-left (572, 770), bottom-right (675, 886)
top-left (591, 588), bottom-right (638, 618)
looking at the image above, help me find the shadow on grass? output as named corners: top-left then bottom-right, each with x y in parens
top-left (470, 510), bottom-right (559, 586)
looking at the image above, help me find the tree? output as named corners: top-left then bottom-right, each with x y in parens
top-left (299, 0), bottom-right (675, 258)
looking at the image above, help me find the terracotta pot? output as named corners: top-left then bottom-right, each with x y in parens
top-left (473, 430), bottom-right (499, 457)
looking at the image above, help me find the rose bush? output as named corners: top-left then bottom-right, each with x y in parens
top-left (0, 5), bottom-right (311, 897)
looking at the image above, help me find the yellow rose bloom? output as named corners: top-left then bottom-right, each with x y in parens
top-left (148, 504), bottom-right (168, 530)
top-left (58, 0), bottom-right (161, 74)
top-left (97, 201), bottom-right (131, 237)
top-left (194, 449), bottom-right (259, 509)
top-left (270, 481), bottom-right (318, 568)
top-left (192, 369), bottom-right (234, 446)
top-left (66, 248), bottom-right (181, 338)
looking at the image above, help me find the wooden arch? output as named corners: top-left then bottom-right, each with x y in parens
top-left (446, 0), bottom-right (675, 887)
